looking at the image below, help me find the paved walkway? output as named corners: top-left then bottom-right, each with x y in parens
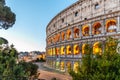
top-left (34, 62), bottom-right (72, 80)
top-left (38, 70), bottom-right (72, 80)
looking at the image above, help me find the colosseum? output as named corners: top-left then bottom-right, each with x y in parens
top-left (46, 0), bottom-right (120, 72)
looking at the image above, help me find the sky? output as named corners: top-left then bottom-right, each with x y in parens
top-left (0, 0), bottom-right (78, 52)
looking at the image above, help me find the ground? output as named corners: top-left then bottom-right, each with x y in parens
top-left (34, 62), bottom-right (72, 80)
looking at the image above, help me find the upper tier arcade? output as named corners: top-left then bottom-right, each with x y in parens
top-left (46, 0), bottom-right (120, 37)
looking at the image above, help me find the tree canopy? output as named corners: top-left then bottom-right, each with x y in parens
top-left (0, 0), bottom-right (16, 29)
top-left (69, 37), bottom-right (120, 80)
top-left (0, 37), bottom-right (8, 45)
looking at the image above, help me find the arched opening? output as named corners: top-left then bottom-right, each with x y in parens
top-left (66, 45), bottom-right (71, 55)
top-left (93, 42), bottom-right (102, 55)
top-left (73, 44), bottom-right (79, 55)
top-left (60, 61), bottom-right (65, 70)
top-left (106, 19), bottom-right (117, 33)
top-left (61, 46), bottom-right (65, 55)
top-left (82, 44), bottom-right (87, 54)
top-left (73, 62), bottom-right (79, 73)
top-left (56, 61), bottom-right (60, 69)
top-left (66, 29), bottom-right (72, 40)
top-left (61, 32), bottom-right (65, 41)
top-left (50, 48), bottom-right (52, 56)
top-left (53, 35), bottom-right (56, 43)
top-left (56, 33), bottom-right (60, 42)
top-left (74, 27), bottom-right (79, 38)
top-left (53, 48), bottom-right (56, 56)
top-left (56, 47), bottom-right (59, 56)
top-left (82, 25), bottom-right (89, 36)
top-left (66, 62), bottom-right (71, 72)
top-left (51, 37), bottom-right (53, 43)
top-left (92, 22), bottom-right (102, 35)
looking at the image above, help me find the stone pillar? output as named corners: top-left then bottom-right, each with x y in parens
top-left (89, 23), bottom-right (92, 36)
top-left (71, 44), bottom-right (74, 58)
top-left (64, 30), bottom-right (67, 41)
top-left (102, 19), bottom-right (106, 34)
top-left (79, 25), bottom-right (82, 38)
top-left (65, 45), bottom-right (67, 58)
top-left (117, 16), bottom-right (120, 32)
top-left (59, 32), bottom-right (62, 42)
top-left (71, 28), bottom-right (74, 39)
top-left (79, 43), bottom-right (82, 58)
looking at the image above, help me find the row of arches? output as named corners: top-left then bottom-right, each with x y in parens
top-left (47, 42), bottom-right (102, 56)
top-left (47, 19), bottom-right (117, 45)
top-left (47, 60), bottom-right (79, 73)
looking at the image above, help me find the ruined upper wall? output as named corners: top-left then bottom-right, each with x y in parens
top-left (46, 0), bottom-right (120, 37)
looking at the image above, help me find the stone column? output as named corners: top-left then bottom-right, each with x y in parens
top-left (64, 45), bottom-right (67, 58)
top-left (64, 30), bottom-right (67, 41)
top-left (79, 25), bottom-right (82, 38)
top-left (79, 43), bottom-right (82, 58)
top-left (117, 16), bottom-right (120, 32)
top-left (71, 44), bottom-right (74, 58)
top-left (59, 32), bottom-right (62, 42)
top-left (71, 28), bottom-right (74, 39)
top-left (89, 23), bottom-right (92, 36)
top-left (102, 19), bottom-right (106, 34)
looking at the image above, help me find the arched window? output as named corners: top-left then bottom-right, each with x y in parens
top-left (73, 62), bottom-right (79, 73)
top-left (82, 44), bottom-right (87, 54)
top-left (73, 44), bottom-right (79, 55)
top-left (82, 25), bottom-right (89, 36)
top-left (56, 33), bottom-right (60, 42)
top-left (82, 44), bottom-right (90, 54)
top-left (92, 22), bottom-right (102, 35)
top-left (61, 46), bottom-right (65, 55)
top-left (74, 27), bottom-right (79, 38)
top-left (66, 29), bottom-right (72, 40)
top-left (93, 42), bottom-right (102, 55)
top-left (61, 32), bottom-right (65, 41)
top-left (106, 19), bottom-right (117, 32)
top-left (56, 47), bottom-right (60, 56)
top-left (66, 62), bottom-right (71, 72)
top-left (66, 45), bottom-right (71, 55)
top-left (60, 61), bottom-right (65, 70)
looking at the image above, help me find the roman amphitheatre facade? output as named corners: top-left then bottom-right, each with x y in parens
top-left (46, 0), bottom-right (120, 72)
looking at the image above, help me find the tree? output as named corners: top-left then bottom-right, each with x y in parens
top-left (0, 37), bottom-right (8, 45)
top-left (0, 44), bottom-right (39, 79)
top-left (69, 37), bottom-right (120, 80)
top-left (0, 0), bottom-right (16, 29)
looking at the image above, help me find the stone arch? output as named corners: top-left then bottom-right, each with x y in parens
top-left (53, 48), bottom-right (56, 56)
top-left (82, 44), bottom-right (87, 54)
top-left (60, 61), bottom-right (65, 70)
top-left (61, 32), bottom-right (65, 41)
top-left (82, 25), bottom-right (89, 36)
top-left (92, 22), bottom-right (102, 35)
top-left (73, 44), bottom-right (80, 55)
top-left (66, 61), bottom-right (71, 72)
top-left (61, 46), bottom-right (65, 55)
top-left (66, 45), bottom-right (71, 55)
top-left (106, 19), bottom-right (117, 32)
top-left (93, 42), bottom-right (102, 55)
top-left (56, 47), bottom-right (60, 56)
top-left (56, 33), bottom-right (60, 42)
top-left (73, 62), bottom-right (79, 73)
top-left (66, 29), bottom-right (72, 40)
top-left (74, 27), bottom-right (79, 38)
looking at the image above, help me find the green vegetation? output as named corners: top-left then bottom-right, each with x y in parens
top-left (0, 0), bottom-right (16, 29)
top-left (0, 0), bottom-right (39, 79)
top-left (0, 41), bottom-right (39, 80)
top-left (69, 37), bottom-right (120, 80)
